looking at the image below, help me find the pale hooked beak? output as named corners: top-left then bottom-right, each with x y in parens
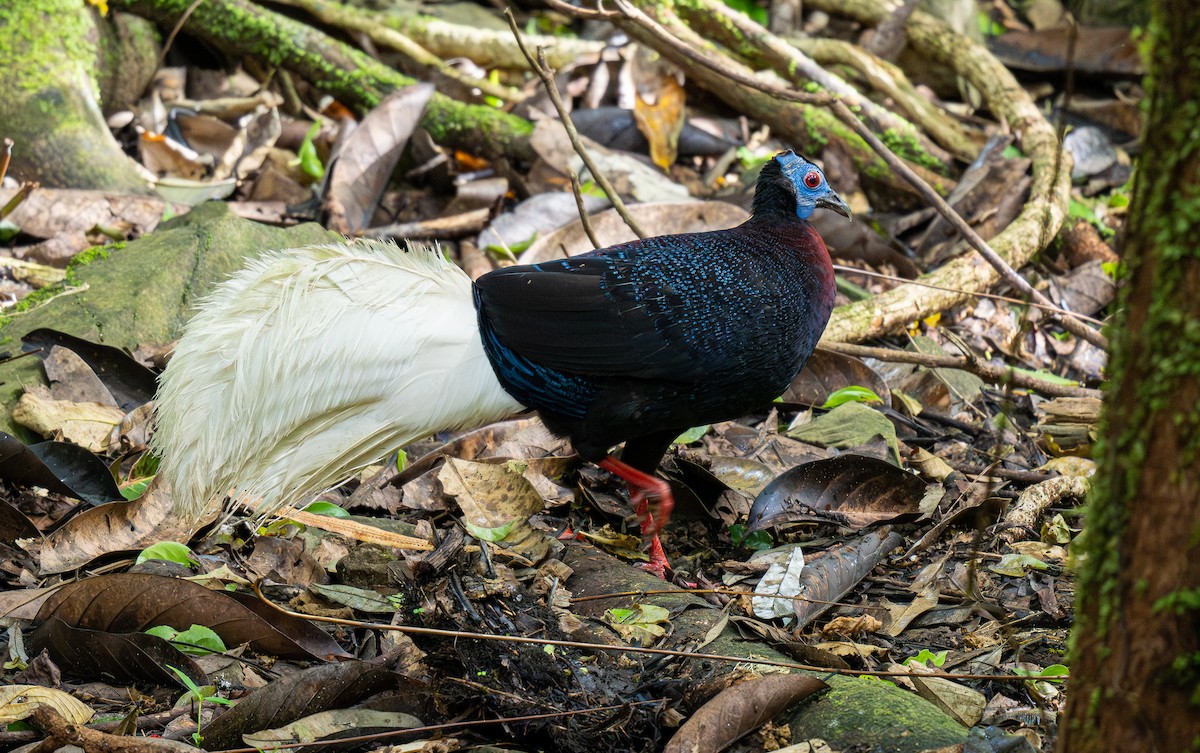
top-left (817, 192), bottom-right (852, 219)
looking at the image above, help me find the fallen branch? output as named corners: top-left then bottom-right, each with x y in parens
top-left (269, 0), bottom-right (522, 103)
top-left (109, 0), bottom-right (536, 162)
top-left (586, 0), bottom-right (1093, 348)
top-left (674, 0), bottom-right (954, 167)
top-left (820, 341), bottom-right (1101, 399)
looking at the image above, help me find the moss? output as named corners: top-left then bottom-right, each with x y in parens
top-left (880, 127), bottom-right (946, 173)
top-left (0, 243), bottom-right (120, 330)
top-left (0, 0), bottom-right (98, 96)
top-left (1066, 0), bottom-right (1200, 739)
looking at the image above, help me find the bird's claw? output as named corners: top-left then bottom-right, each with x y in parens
top-left (640, 534), bottom-right (672, 578)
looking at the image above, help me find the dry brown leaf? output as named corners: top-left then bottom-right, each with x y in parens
top-left (12, 388), bottom-right (124, 452)
top-left (664, 674), bottom-right (827, 753)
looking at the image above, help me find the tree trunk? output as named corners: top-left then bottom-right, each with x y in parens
top-left (1057, 1), bottom-right (1200, 751)
top-left (0, 0), bottom-right (153, 191)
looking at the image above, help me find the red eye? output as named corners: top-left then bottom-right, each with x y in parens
top-left (803, 170), bottom-right (822, 189)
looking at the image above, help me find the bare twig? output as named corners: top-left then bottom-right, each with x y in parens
top-left (569, 170), bottom-right (602, 250)
top-left (0, 138), bottom-right (12, 184)
top-left (0, 181), bottom-right (36, 222)
top-left (819, 340), bottom-right (1101, 398)
top-left (503, 7), bottom-right (647, 239)
top-left (591, 0), bottom-right (1106, 349)
top-left (366, 207), bottom-right (492, 240)
top-left (155, 0), bottom-right (207, 70)
top-left (833, 264), bottom-right (1105, 326)
top-left (825, 95), bottom-right (1108, 350)
top-left (253, 581), bottom-right (1067, 682)
top-left (689, 0), bottom-right (952, 165)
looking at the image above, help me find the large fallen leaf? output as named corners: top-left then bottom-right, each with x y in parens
top-left (35, 573), bottom-right (350, 661)
top-left (198, 661), bottom-right (406, 751)
top-left (0, 433), bottom-right (122, 506)
top-left (28, 617), bottom-right (208, 688)
top-left (664, 673), bottom-right (827, 753)
top-left (21, 328), bottom-right (158, 410)
top-left (787, 402), bottom-right (901, 463)
top-left (12, 388), bottom-right (124, 452)
top-left (748, 455), bottom-right (927, 532)
top-left (438, 457), bottom-right (553, 562)
top-left (907, 669), bottom-right (986, 727)
top-left (323, 84), bottom-right (435, 234)
top-left (39, 477), bottom-right (218, 573)
top-left (790, 530), bottom-right (905, 629)
top-left (782, 348), bottom-right (891, 408)
top-left (0, 684), bottom-right (93, 725)
top-left (245, 708), bottom-right (423, 751)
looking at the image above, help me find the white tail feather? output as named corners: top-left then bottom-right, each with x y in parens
top-left (152, 240), bottom-right (526, 521)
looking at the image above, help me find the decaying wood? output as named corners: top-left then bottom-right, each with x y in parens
top-left (808, 0), bottom-right (1074, 344)
top-left (108, 0), bottom-right (536, 162)
top-left (998, 475), bottom-right (1090, 543)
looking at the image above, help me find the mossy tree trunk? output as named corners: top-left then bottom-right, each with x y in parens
top-left (0, 0), bottom-right (153, 191)
top-left (1058, 1), bottom-right (1200, 750)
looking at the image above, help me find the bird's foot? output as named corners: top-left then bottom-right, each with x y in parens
top-left (640, 534), bottom-right (672, 579)
top-left (597, 455), bottom-right (674, 535)
top-left (598, 455), bottom-right (676, 579)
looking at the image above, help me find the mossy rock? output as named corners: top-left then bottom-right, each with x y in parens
top-left (698, 630), bottom-right (969, 753)
top-left (0, 202), bottom-right (339, 438)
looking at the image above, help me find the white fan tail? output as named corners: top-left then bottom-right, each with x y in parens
top-left (152, 240), bottom-right (526, 521)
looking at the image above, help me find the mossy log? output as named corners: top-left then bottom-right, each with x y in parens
top-left (806, 0), bottom-right (1071, 342)
top-left (618, 0), bottom-right (952, 206)
top-left (108, 0), bottom-right (536, 163)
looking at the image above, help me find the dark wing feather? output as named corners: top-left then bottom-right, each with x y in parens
top-left (474, 253), bottom-right (708, 382)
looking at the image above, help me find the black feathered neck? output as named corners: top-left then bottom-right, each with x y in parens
top-left (750, 158), bottom-right (801, 220)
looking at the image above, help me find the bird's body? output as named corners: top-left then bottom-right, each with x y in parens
top-left (153, 151), bottom-right (849, 553)
top-left (476, 216), bottom-right (835, 463)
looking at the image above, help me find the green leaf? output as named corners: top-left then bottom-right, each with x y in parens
top-left (721, 0), bottom-right (768, 26)
top-left (301, 501), bottom-right (351, 518)
top-left (789, 401), bottom-right (901, 464)
top-left (989, 553), bottom-right (1050, 576)
top-left (821, 385), bottom-right (883, 409)
top-left (673, 425), bottom-right (710, 444)
top-left (728, 523), bottom-right (772, 550)
top-left (120, 452), bottom-right (160, 500)
top-left (0, 219), bottom-right (19, 243)
top-left (168, 625), bottom-right (227, 656)
top-left (136, 542), bottom-right (198, 567)
top-left (146, 625), bottom-right (179, 642)
top-left (463, 518), bottom-right (520, 542)
top-left (119, 476), bottom-right (154, 501)
top-left (905, 649), bottom-right (948, 667)
top-left (736, 146), bottom-right (773, 170)
top-left (295, 121), bottom-right (325, 180)
top-left (1009, 367), bottom-right (1079, 386)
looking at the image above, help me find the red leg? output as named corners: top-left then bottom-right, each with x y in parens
top-left (597, 455), bottom-right (674, 534)
top-left (597, 455), bottom-right (674, 577)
